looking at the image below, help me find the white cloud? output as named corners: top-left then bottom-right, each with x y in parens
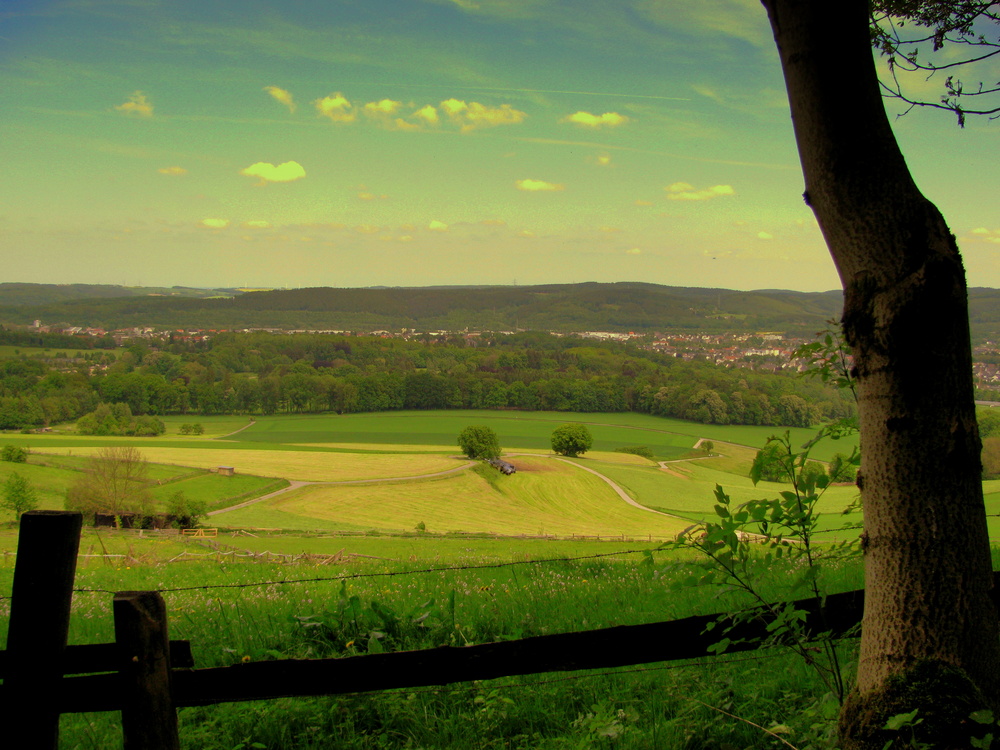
top-left (516, 178), bottom-right (564, 192)
top-left (967, 227), bottom-right (1000, 244)
top-left (364, 99), bottom-right (403, 117)
top-left (412, 104), bottom-right (440, 126)
top-left (115, 91), bottom-right (153, 118)
top-left (200, 218), bottom-right (229, 229)
top-left (665, 183), bottom-right (735, 201)
top-left (560, 111), bottom-right (629, 128)
top-left (158, 166), bottom-right (187, 176)
top-left (264, 86), bottom-right (296, 113)
top-left (441, 98), bottom-right (527, 131)
top-left (240, 161), bottom-right (306, 184)
top-left (314, 92), bottom-right (355, 123)
top-left (428, 220), bottom-right (449, 232)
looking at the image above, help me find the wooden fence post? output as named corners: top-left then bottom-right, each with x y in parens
top-left (2, 510), bottom-right (82, 750)
top-left (114, 590), bottom-right (180, 750)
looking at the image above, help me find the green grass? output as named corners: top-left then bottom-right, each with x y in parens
top-left (151, 472), bottom-right (285, 510)
top-left (0, 531), bottom-right (868, 749)
top-left (216, 456), bottom-right (690, 538)
top-left (226, 411), bottom-right (714, 459)
top-left (2, 408), bottom-right (995, 748)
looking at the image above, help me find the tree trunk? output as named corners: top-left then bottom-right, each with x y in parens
top-left (760, 1), bottom-right (1000, 746)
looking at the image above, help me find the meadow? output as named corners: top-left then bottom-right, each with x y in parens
top-left (0, 409), bottom-right (989, 748)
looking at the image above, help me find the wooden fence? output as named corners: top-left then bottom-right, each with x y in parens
top-left (0, 511), bottom-right (870, 750)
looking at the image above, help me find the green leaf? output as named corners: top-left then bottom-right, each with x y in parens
top-left (883, 709), bottom-right (921, 731)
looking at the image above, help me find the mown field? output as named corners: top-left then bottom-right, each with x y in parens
top-left (1, 410), bottom-right (996, 747)
top-left (0, 410), bottom-right (867, 539)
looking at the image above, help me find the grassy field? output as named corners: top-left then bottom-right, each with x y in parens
top-left (220, 456), bottom-right (689, 538)
top-left (0, 531), bottom-right (866, 749)
top-left (3, 408), bottom-right (998, 748)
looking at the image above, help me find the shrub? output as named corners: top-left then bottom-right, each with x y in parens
top-left (2, 472), bottom-right (38, 520)
top-left (984, 437), bottom-right (1000, 480)
top-left (1, 445), bottom-right (28, 463)
top-left (165, 491), bottom-right (209, 528)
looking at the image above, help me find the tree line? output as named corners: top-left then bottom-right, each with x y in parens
top-left (0, 331), bottom-right (854, 431)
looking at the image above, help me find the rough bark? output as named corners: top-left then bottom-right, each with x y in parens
top-left (761, 0), bottom-right (1000, 746)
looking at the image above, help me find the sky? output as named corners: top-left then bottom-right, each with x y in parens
top-left (2, 0), bottom-right (998, 293)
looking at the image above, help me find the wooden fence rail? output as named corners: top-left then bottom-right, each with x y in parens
top-left (0, 511), bottom-right (878, 749)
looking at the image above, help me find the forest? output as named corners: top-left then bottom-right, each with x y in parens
top-left (0, 330), bottom-right (854, 431)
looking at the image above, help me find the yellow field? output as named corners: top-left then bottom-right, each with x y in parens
top-left (260, 456), bottom-right (688, 537)
top-left (41, 446), bottom-right (467, 482)
top-left (289, 442), bottom-right (458, 453)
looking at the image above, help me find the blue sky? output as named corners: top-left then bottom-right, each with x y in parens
top-left (2, 0), bottom-right (997, 291)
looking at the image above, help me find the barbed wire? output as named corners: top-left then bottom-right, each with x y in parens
top-left (66, 547), bottom-right (659, 596)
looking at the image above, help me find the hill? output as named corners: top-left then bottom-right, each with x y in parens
top-left (1, 282), bottom-right (998, 339)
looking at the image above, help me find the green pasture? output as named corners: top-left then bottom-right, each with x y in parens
top-left (0, 526), bottom-right (868, 750)
top-left (215, 456), bottom-right (690, 538)
top-left (0, 451), bottom-right (286, 521)
top-left (200, 533), bottom-right (652, 563)
top-left (229, 411), bottom-right (701, 459)
top-left (8, 410), bottom-right (860, 464)
top-left (224, 410), bottom-right (859, 462)
top-left (151, 472), bottom-right (284, 511)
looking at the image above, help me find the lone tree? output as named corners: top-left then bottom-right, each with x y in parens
top-left (65, 445), bottom-right (154, 524)
top-left (761, 0), bottom-right (1000, 745)
top-left (1, 473), bottom-right (38, 521)
top-left (457, 425), bottom-right (501, 460)
top-left (550, 424), bottom-right (593, 458)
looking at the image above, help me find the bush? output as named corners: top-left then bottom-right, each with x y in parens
top-left (984, 437), bottom-right (1000, 479)
top-left (457, 425), bottom-right (501, 460)
top-left (978, 408), bottom-right (1000, 440)
top-left (750, 440), bottom-right (791, 483)
top-left (551, 424), bottom-right (593, 457)
top-left (2, 472), bottom-right (38, 520)
top-left (165, 491), bottom-right (208, 528)
top-left (77, 403), bottom-right (164, 437)
top-left (829, 452), bottom-right (859, 483)
top-left (1, 445), bottom-right (28, 463)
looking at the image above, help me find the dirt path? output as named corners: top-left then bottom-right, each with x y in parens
top-left (216, 420), bottom-right (259, 440)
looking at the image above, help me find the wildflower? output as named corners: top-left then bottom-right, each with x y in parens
top-left (241, 655), bottom-right (251, 663)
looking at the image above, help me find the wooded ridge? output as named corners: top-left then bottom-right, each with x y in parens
top-left (3, 282), bottom-right (996, 340)
top-left (1, 282), bottom-right (851, 335)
